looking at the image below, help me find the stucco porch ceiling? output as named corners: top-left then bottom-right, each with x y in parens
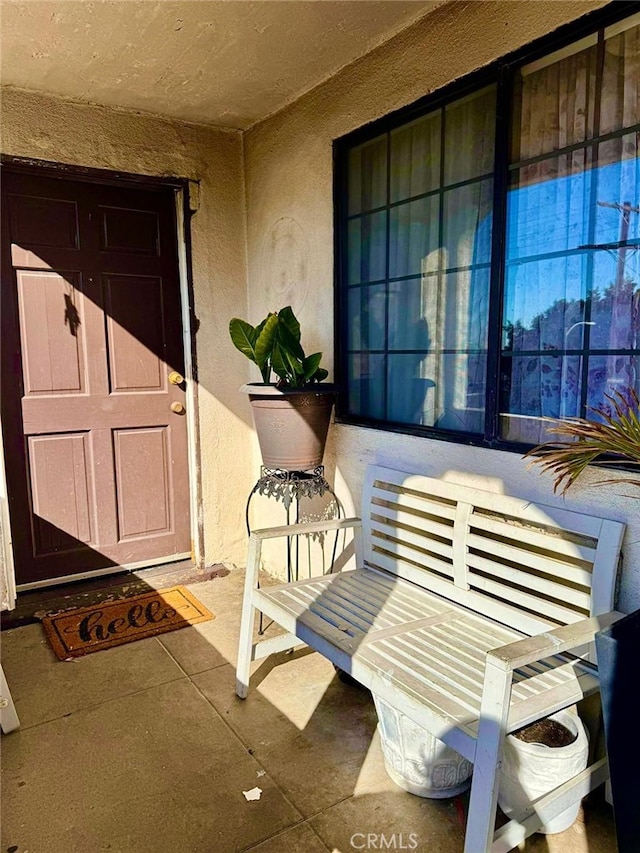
top-left (1, 0), bottom-right (445, 130)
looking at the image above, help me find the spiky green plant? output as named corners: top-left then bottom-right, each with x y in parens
top-left (525, 388), bottom-right (640, 495)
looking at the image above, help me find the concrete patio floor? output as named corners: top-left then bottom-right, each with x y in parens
top-left (1, 570), bottom-right (618, 853)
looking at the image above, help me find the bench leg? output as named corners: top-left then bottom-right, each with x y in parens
top-left (236, 536), bottom-right (261, 699)
top-left (465, 657), bottom-right (512, 853)
top-left (0, 664), bottom-right (20, 734)
top-left (236, 602), bottom-right (256, 699)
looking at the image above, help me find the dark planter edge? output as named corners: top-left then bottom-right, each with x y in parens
top-left (240, 383), bottom-right (338, 398)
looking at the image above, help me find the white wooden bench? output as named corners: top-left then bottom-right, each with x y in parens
top-left (236, 465), bottom-right (625, 853)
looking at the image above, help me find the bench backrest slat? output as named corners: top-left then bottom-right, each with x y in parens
top-left (362, 466), bottom-right (625, 637)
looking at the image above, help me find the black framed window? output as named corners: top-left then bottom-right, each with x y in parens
top-left (335, 5), bottom-right (640, 449)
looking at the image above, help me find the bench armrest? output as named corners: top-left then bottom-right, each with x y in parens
top-left (250, 517), bottom-right (362, 541)
top-left (488, 610), bottom-right (625, 671)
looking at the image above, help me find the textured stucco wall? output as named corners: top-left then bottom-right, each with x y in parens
top-left (243, 0), bottom-right (640, 612)
top-left (1, 87), bottom-right (252, 569)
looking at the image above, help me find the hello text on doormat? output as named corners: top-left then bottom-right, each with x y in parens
top-left (41, 586), bottom-right (214, 660)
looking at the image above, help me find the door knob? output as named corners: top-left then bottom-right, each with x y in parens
top-left (170, 402), bottom-right (186, 415)
top-left (168, 371), bottom-right (184, 385)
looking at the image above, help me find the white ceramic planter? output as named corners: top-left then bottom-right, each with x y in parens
top-left (498, 709), bottom-right (589, 834)
top-left (373, 695), bottom-right (472, 798)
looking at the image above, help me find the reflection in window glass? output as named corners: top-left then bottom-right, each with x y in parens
top-left (348, 212), bottom-right (387, 285)
top-left (500, 355), bottom-right (583, 441)
top-left (348, 284), bottom-right (387, 352)
top-left (503, 255), bottom-right (588, 353)
top-left (444, 87), bottom-right (496, 185)
top-left (443, 180), bottom-right (493, 268)
top-left (501, 17), bottom-right (640, 442)
top-left (340, 10), bottom-right (640, 448)
top-left (388, 278), bottom-right (430, 351)
top-left (348, 136), bottom-right (387, 215)
top-left (389, 196), bottom-right (440, 278)
top-left (348, 354), bottom-right (385, 420)
top-left (587, 355), bottom-right (640, 416)
top-left (390, 112), bottom-right (441, 202)
top-left (509, 38), bottom-right (598, 162)
top-left (345, 85), bottom-right (495, 433)
top-left (507, 153), bottom-right (593, 260)
top-left (601, 21), bottom-right (640, 135)
top-left (590, 251), bottom-right (640, 351)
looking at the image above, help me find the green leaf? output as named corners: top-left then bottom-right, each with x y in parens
top-left (275, 321), bottom-right (305, 361)
top-left (311, 368), bottom-right (329, 383)
top-left (229, 319), bottom-right (258, 364)
top-left (302, 352), bottom-right (322, 381)
top-left (278, 306), bottom-right (301, 342)
top-left (254, 313), bottom-right (279, 381)
top-left (273, 342), bottom-right (304, 386)
top-left (270, 341), bottom-right (285, 379)
top-left (254, 317), bottom-right (269, 338)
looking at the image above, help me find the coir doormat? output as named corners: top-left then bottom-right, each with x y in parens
top-left (41, 586), bottom-right (214, 660)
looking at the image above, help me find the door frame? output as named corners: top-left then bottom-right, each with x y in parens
top-left (1, 426), bottom-right (17, 610)
top-left (0, 156), bottom-right (204, 591)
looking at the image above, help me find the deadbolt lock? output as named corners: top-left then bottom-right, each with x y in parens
top-left (170, 401), bottom-right (186, 415)
top-left (168, 371), bottom-right (185, 386)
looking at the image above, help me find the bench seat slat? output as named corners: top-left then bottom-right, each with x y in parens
top-left (267, 568), bottom-right (453, 631)
top-left (370, 637), bottom-right (484, 713)
top-left (334, 572), bottom-right (437, 623)
top-left (278, 585), bottom-right (396, 633)
top-left (429, 613), bottom-right (519, 651)
top-left (510, 659), bottom-right (592, 701)
top-left (335, 574), bottom-right (432, 623)
top-left (360, 644), bottom-right (482, 734)
top-left (367, 556), bottom-right (562, 636)
top-left (409, 621), bottom-right (518, 678)
top-left (334, 569), bottom-right (453, 626)
top-left (379, 632), bottom-right (487, 702)
top-left (298, 581), bottom-right (399, 628)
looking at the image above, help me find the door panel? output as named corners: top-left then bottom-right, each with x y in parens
top-left (8, 194), bottom-right (79, 250)
top-left (28, 432), bottom-right (95, 553)
top-left (1, 171), bottom-right (191, 585)
top-left (100, 205), bottom-right (160, 255)
top-left (104, 275), bottom-right (165, 392)
top-left (17, 270), bottom-right (87, 395)
top-left (114, 427), bottom-right (172, 540)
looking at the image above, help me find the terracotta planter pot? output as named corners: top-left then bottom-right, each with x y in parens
top-left (241, 383), bottom-right (336, 471)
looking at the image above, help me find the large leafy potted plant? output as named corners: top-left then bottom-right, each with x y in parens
top-left (229, 306), bottom-right (336, 471)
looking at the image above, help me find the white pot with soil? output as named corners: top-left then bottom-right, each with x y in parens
top-left (498, 709), bottom-right (589, 834)
top-left (373, 695), bottom-right (472, 798)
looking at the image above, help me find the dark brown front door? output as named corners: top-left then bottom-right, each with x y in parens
top-left (1, 170), bottom-right (191, 585)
